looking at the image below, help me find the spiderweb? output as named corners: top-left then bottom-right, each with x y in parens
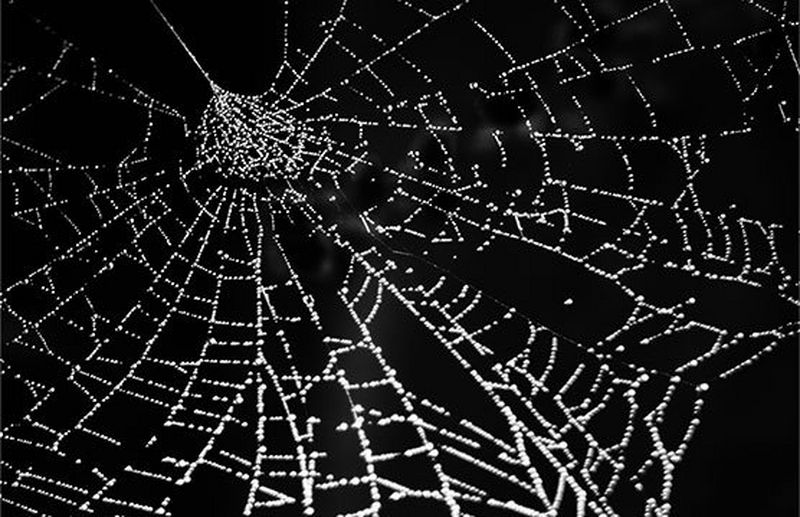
top-left (1, 0), bottom-right (798, 515)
